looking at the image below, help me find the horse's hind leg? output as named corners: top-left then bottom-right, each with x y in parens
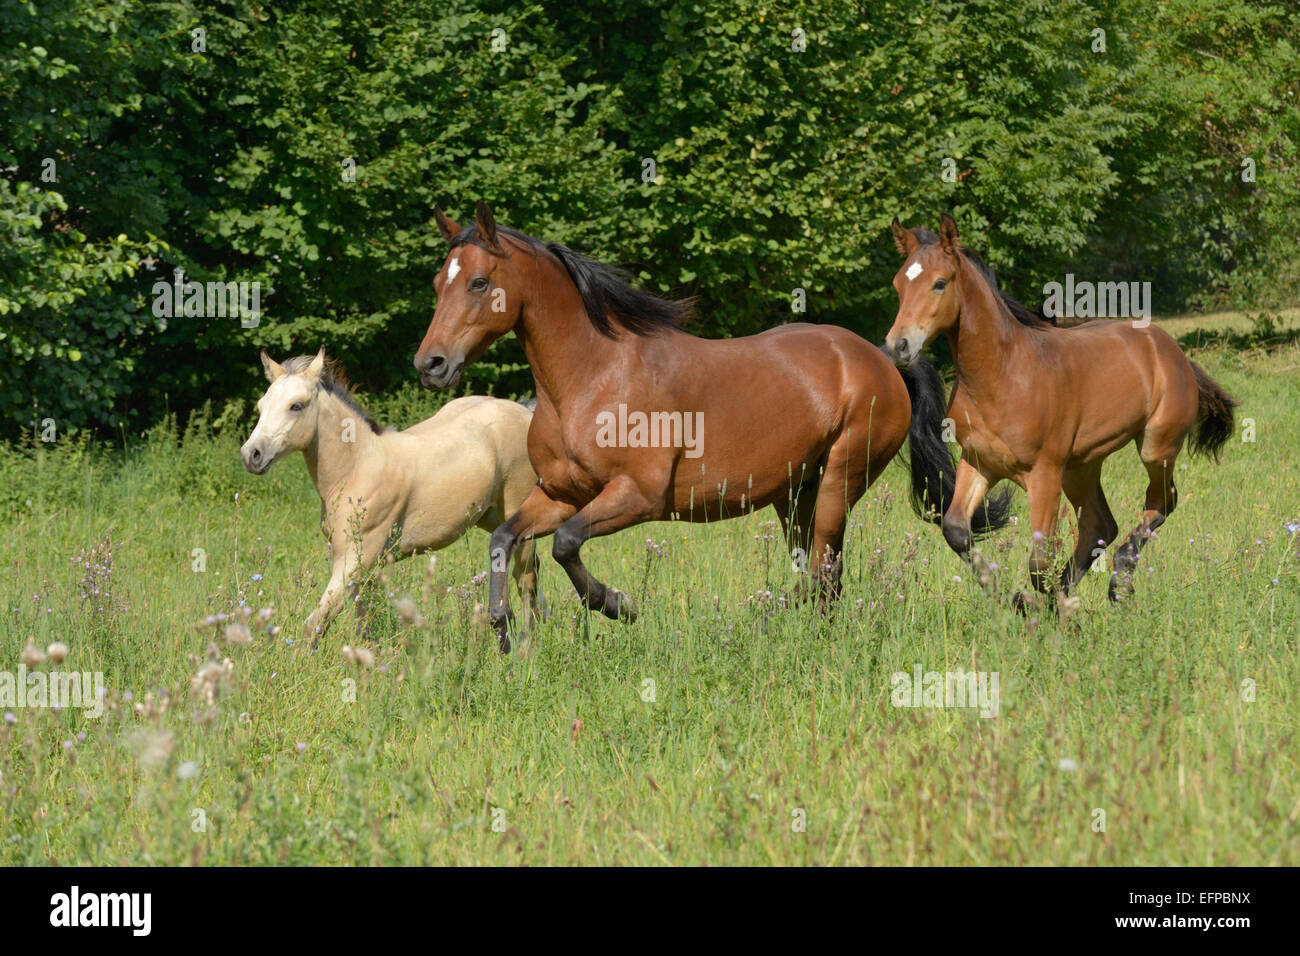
top-left (1060, 463), bottom-right (1119, 594)
top-left (806, 436), bottom-right (872, 606)
top-left (772, 475), bottom-right (818, 601)
top-left (1109, 442), bottom-right (1181, 601)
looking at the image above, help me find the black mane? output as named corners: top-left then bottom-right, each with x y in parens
top-left (281, 354), bottom-right (384, 434)
top-left (911, 228), bottom-right (1057, 328)
top-left (449, 224), bottom-right (695, 338)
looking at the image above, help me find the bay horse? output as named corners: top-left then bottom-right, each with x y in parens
top-left (884, 215), bottom-right (1238, 605)
top-left (414, 202), bottom-right (1010, 650)
top-left (241, 349), bottom-right (542, 646)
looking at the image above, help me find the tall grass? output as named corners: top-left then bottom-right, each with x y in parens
top-left (1, 341), bottom-right (1297, 864)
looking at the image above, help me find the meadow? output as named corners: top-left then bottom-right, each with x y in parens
top-left (1, 316), bottom-right (1297, 865)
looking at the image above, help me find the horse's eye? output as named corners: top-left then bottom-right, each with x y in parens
top-left (468, 276), bottom-right (489, 292)
top-left (290, 402), bottom-right (304, 412)
top-left (933, 278), bottom-right (948, 292)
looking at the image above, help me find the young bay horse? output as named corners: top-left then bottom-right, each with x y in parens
top-left (414, 202), bottom-right (1010, 650)
top-left (884, 215), bottom-right (1238, 606)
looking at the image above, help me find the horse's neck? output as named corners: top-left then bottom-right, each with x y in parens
top-left (516, 258), bottom-right (624, 412)
top-left (949, 264), bottom-right (1034, 401)
top-left (302, 393), bottom-right (375, 502)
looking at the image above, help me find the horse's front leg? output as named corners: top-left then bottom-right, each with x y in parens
top-left (304, 568), bottom-right (347, 647)
top-left (307, 527), bottom-right (388, 650)
top-left (1015, 464), bottom-right (1065, 612)
top-left (552, 475), bottom-right (662, 623)
top-left (489, 485), bottom-right (576, 652)
top-left (941, 457), bottom-right (1001, 591)
top-left (511, 536), bottom-right (543, 626)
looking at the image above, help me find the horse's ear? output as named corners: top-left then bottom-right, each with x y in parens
top-left (306, 347), bottom-right (326, 381)
top-left (891, 218), bottom-right (918, 257)
top-left (260, 350), bottom-right (286, 383)
top-left (434, 205), bottom-right (459, 245)
top-left (938, 213), bottom-right (961, 254)
top-left (475, 200), bottom-right (501, 250)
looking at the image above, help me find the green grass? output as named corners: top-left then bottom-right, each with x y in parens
top-left (1, 335), bottom-right (1298, 865)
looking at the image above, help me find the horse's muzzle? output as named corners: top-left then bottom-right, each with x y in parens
top-left (416, 353), bottom-right (463, 390)
top-left (241, 443), bottom-right (272, 475)
top-left (884, 332), bottom-right (922, 369)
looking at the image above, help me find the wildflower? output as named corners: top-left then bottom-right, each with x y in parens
top-left (46, 642), bottom-right (68, 664)
top-left (3, 713), bottom-right (15, 725)
top-left (295, 742), bottom-right (307, 754)
top-left (1058, 758), bottom-right (1078, 772)
top-left (191, 660), bottom-right (226, 707)
top-left (394, 596), bottom-right (422, 626)
top-left (20, 644), bottom-right (45, 667)
top-left (223, 620), bottom-right (252, 644)
top-left (342, 645), bottom-right (375, 669)
top-left (177, 761), bottom-right (200, 780)
top-left (124, 727), bottom-right (175, 770)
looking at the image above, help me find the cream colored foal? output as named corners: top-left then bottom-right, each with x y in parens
top-left (241, 350), bottom-right (540, 646)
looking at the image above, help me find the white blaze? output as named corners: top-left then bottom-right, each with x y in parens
top-left (905, 261), bottom-right (923, 282)
top-left (447, 257), bottom-right (461, 284)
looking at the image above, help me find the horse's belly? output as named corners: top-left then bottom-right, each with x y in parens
top-left (664, 469), bottom-right (789, 521)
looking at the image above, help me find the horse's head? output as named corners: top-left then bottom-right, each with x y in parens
top-left (415, 201), bottom-right (523, 389)
top-left (241, 349), bottom-right (326, 474)
top-left (884, 214), bottom-right (964, 368)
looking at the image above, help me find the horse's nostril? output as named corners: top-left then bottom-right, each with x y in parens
top-left (427, 355), bottom-right (446, 372)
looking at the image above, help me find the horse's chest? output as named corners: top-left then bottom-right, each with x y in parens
top-left (537, 456), bottom-right (601, 506)
top-left (950, 395), bottom-right (1028, 476)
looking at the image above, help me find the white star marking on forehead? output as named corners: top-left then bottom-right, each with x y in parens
top-left (447, 257), bottom-right (461, 283)
top-left (905, 261), bottom-right (923, 282)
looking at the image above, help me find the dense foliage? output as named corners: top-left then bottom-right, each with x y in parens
top-left (2, 0), bottom-right (1297, 434)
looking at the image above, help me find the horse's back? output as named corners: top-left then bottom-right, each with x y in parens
top-left (403, 395), bottom-right (529, 439)
top-left (378, 396), bottom-right (535, 543)
top-left (1051, 319), bottom-right (1196, 391)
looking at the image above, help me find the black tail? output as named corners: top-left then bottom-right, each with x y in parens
top-left (895, 354), bottom-right (1013, 537)
top-left (1187, 362), bottom-right (1238, 461)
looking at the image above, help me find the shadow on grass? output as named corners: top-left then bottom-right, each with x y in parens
top-left (1174, 312), bottom-right (1300, 353)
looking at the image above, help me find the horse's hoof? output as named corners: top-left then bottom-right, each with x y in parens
top-left (1011, 590), bottom-right (1043, 615)
top-left (490, 610), bottom-right (514, 653)
top-left (1107, 573), bottom-right (1133, 603)
top-left (604, 589), bottom-right (637, 623)
top-left (969, 552), bottom-right (997, 593)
